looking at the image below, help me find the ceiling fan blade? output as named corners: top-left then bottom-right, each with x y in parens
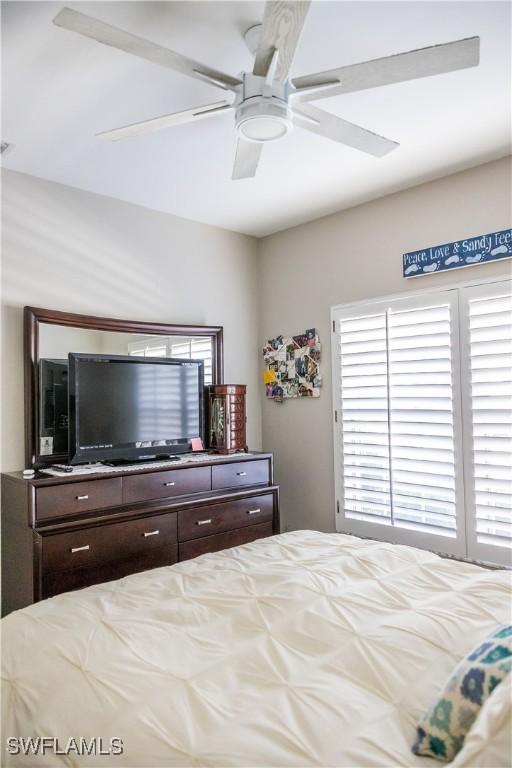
top-left (97, 102), bottom-right (233, 142)
top-left (253, 1), bottom-right (311, 80)
top-left (292, 36), bottom-right (480, 102)
top-left (232, 138), bottom-right (263, 180)
top-left (293, 103), bottom-right (399, 157)
top-left (53, 7), bottom-right (242, 92)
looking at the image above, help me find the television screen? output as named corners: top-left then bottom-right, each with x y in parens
top-left (68, 353), bottom-right (204, 464)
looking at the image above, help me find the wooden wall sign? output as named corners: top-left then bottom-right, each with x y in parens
top-left (403, 228), bottom-right (512, 278)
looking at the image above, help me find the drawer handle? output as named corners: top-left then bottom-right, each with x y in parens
top-left (196, 519), bottom-right (212, 526)
top-left (76, 495), bottom-right (89, 501)
top-left (247, 508), bottom-right (261, 515)
top-left (143, 530), bottom-right (160, 537)
top-left (71, 545), bottom-right (90, 553)
top-left (164, 482), bottom-right (176, 487)
top-left (236, 471), bottom-right (247, 477)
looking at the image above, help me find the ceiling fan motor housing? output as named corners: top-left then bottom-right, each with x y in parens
top-left (235, 73), bottom-right (292, 143)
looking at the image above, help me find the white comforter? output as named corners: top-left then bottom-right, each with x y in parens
top-left (2, 531), bottom-right (511, 767)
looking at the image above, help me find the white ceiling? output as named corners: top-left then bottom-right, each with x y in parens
top-left (2, 1), bottom-right (511, 237)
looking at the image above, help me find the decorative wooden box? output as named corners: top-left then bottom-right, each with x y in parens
top-left (207, 385), bottom-right (247, 454)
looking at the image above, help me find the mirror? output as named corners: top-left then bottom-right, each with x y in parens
top-left (25, 307), bottom-right (223, 467)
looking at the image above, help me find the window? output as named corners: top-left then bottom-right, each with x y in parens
top-left (129, 343), bottom-right (168, 358)
top-left (127, 337), bottom-right (168, 358)
top-left (127, 336), bottom-right (213, 384)
top-left (169, 338), bottom-right (213, 385)
top-left (460, 282), bottom-right (512, 565)
top-left (332, 278), bottom-right (511, 566)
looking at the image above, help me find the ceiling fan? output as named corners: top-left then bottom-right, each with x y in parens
top-left (53, 2), bottom-right (480, 180)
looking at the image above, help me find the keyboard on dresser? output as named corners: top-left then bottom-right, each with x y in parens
top-left (1, 452), bottom-right (279, 615)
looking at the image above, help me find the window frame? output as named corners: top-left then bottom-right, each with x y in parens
top-left (331, 274), bottom-right (511, 563)
top-left (332, 289), bottom-right (466, 557)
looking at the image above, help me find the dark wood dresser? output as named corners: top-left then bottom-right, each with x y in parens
top-left (1, 452), bottom-right (279, 616)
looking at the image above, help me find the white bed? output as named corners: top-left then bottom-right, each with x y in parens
top-left (2, 531), bottom-right (511, 767)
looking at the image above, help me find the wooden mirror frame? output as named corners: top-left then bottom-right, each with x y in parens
top-left (24, 306), bottom-right (224, 468)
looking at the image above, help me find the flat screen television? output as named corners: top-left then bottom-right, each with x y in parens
top-left (68, 353), bottom-right (205, 465)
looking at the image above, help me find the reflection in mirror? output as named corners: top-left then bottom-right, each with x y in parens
top-left (39, 326), bottom-right (213, 383)
top-left (38, 324), bottom-right (214, 459)
top-left (126, 336), bottom-right (213, 385)
top-left (40, 359), bottom-right (68, 456)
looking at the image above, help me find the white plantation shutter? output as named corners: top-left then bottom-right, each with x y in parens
top-left (333, 290), bottom-right (466, 557)
top-left (127, 336), bottom-right (213, 385)
top-left (143, 346), bottom-right (167, 357)
top-left (170, 338), bottom-right (213, 385)
top-left (461, 280), bottom-right (512, 567)
top-left (128, 341), bottom-right (167, 357)
top-left (339, 311), bottom-right (392, 524)
top-left (387, 301), bottom-right (458, 537)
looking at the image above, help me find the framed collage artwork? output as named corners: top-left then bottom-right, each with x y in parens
top-left (262, 329), bottom-right (322, 403)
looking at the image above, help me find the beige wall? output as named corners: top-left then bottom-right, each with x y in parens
top-left (39, 325), bottom-right (107, 358)
top-left (1, 169), bottom-right (261, 470)
top-left (258, 157), bottom-right (512, 533)
top-left (2, 159), bottom-right (511, 526)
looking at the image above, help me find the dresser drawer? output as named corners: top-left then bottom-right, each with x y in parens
top-left (123, 466), bottom-right (211, 504)
top-left (42, 545), bottom-right (178, 599)
top-left (42, 512), bottom-right (177, 572)
top-left (211, 460), bottom-right (269, 490)
top-left (178, 493), bottom-right (273, 542)
top-left (36, 478), bottom-right (122, 521)
top-left (179, 522), bottom-right (273, 561)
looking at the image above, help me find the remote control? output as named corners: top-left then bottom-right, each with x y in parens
top-left (50, 465), bottom-right (74, 473)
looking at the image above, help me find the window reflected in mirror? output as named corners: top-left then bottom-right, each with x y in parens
top-left (127, 336), bottom-right (213, 384)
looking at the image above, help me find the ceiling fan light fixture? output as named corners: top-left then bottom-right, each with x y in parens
top-left (51, 5), bottom-right (481, 179)
top-left (239, 116), bottom-right (288, 142)
top-left (235, 97), bottom-right (292, 143)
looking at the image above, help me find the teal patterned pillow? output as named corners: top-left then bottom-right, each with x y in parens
top-left (412, 625), bottom-right (512, 762)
